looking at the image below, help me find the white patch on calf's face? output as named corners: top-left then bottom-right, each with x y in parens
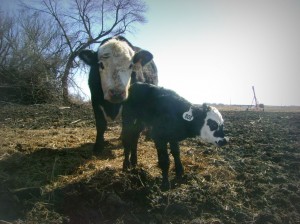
top-left (199, 107), bottom-right (227, 146)
top-left (98, 39), bottom-right (135, 102)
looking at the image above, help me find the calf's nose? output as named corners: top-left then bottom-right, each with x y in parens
top-left (216, 137), bottom-right (228, 147)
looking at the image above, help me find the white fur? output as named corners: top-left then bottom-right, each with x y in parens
top-left (199, 106), bottom-right (225, 145)
top-left (98, 39), bottom-right (135, 102)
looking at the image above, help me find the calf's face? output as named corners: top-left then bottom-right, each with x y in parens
top-left (199, 106), bottom-right (228, 146)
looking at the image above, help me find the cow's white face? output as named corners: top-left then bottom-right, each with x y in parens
top-left (199, 106), bottom-right (228, 146)
top-left (98, 39), bottom-right (135, 103)
top-left (79, 37), bottom-right (154, 104)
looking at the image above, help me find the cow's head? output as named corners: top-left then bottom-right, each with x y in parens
top-left (197, 104), bottom-right (228, 146)
top-left (79, 37), bottom-right (153, 103)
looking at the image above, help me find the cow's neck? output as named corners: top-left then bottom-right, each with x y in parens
top-left (100, 102), bottom-right (123, 121)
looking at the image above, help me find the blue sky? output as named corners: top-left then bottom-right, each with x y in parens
top-left (2, 0), bottom-right (300, 105)
top-left (123, 0), bottom-right (300, 106)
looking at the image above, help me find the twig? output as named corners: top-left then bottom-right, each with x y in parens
top-left (71, 119), bottom-right (82, 124)
top-left (51, 156), bottom-right (59, 182)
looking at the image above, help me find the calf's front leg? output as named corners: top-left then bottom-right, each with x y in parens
top-left (155, 140), bottom-right (170, 190)
top-left (121, 121), bottom-right (142, 170)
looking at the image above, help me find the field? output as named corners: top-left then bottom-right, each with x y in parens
top-left (0, 103), bottom-right (299, 224)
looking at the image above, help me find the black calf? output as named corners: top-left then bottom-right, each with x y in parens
top-left (121, 83), bottom-right (227, 190)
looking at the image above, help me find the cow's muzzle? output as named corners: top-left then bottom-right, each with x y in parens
top-left (108, 89), bottom-right (126, 103)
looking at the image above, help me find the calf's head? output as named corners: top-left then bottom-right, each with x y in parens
top-left (79, 37), bottom-right (153, 103)
top-left (193, 104), bottom-right (228, 146)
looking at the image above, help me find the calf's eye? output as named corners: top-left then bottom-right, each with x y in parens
top-left (207, 119), bottom-right (218, 131)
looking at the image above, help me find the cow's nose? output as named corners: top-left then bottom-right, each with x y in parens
top-left (108, 89), bottom-right (126, 102)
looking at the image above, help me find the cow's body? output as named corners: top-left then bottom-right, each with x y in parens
top-left (121, 83), bottom-right (228, 190)
top-left (79, 36), bottom-right (157, 152)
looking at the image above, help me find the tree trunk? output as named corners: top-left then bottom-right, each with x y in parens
top-left (62, 55), bottom-right (75, 104)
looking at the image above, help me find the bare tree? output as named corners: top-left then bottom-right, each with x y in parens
top-left (0, 10), bottom-right (67, 104)
top-left (0, 12), bottom-right (15, 100)
top-left (25, 0), bottom-right (148, 103)
top-left (0, 13), bottom-right (15, 67)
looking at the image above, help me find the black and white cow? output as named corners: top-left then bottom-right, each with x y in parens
top-left (121, 82), bottom-right (228, 190)
top-left (79, 36), bottom-right (158, 153)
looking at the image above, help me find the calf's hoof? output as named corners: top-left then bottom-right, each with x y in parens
top-left (160, 180), bottom-right (170, 191)
top-left (93, 143), bottom-right (104, 154)
top-left (175, 167), bottom-right (184, 179)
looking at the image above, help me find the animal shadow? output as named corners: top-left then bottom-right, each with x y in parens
top-left (0, 143), bottom-right (117, 221)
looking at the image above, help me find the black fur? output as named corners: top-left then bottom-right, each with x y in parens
top-left (78, 36), bottom-right (157, 153)
top-left (121, 83), bottom-right (209, 190)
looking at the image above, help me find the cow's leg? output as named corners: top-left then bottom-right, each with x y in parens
top-left (92, 102), bottom-right (107, 153)
top-left (170, 141), bottom-right (184, 178)
top-left (155, 140), bottom-right (170, 190)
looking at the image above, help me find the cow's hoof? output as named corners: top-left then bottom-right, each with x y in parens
top-left (122, 160), bottom-right (131, 171)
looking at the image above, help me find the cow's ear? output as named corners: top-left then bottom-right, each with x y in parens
top-left (116, 36), bottom-right (135, 49)
top-left (79, 50), bottom-right (98, 66)
top-left (132, 50), bottom-right (153, 66)
top-left (100, 37), bottom-right (112, 46)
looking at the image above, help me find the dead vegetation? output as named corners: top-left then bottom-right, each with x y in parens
top-left (0, 103), bottom-right (299, 223)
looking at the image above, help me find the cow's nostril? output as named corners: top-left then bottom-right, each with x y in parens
top-left (108, 89), bottom-right (115, 97)
top-left (108, 89), bottom-right (126, 101)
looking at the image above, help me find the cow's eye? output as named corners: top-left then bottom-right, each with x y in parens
top-left (98, 62), bottom-right (104, 70)
top-left (207, 119), bottom-right (218, 131)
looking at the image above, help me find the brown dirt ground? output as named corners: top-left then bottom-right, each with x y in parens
top-left (0, 102), bottom-right (299, 224)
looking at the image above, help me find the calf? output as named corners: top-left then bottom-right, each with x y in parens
top-left (121, 83), bottom-right (228, 190)
top-left (79, 36), bottom-right (158, 153)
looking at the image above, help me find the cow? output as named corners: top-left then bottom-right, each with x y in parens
top-left (121, 82), bottom-right (228, 190)
top-left (79, 36), bottom-right (158, 153)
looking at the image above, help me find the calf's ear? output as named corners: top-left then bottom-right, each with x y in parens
top-left (132, 50), bottom-right (153, 66)
top-left (79, 50), bottom-right (98, 66)
top-left (202, 103), bottom-right (211, 112)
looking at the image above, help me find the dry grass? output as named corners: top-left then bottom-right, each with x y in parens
top-left (0, 103), bottom-right (299, 223)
